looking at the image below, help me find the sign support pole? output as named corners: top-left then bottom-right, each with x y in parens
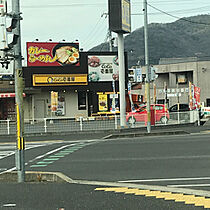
top-left (118, 33), bottom-right (126, 127)
top-left (12, 0), bottom-right (25, 182)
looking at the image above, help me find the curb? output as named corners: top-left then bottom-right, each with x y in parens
top-left (0, 171), bottom-right (74, 183)
top-left (2, 171), bottom-right (210, 198)
top-left (103, 130), bottom-right (190, 139)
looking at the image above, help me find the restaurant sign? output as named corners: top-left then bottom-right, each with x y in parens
top-left (88, 55), bottom-right (119, 82)
top-left (33, 74), bottom-right (87, 86)
top-left (27, 42), bottom-right (80, 66)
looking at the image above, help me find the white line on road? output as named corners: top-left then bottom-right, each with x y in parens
top-left (0, 144), bottom-right (73, 174)
top-left (168, 184), bottom-right (210, 187)
top-left (28, 145), bottom-right (71, 163)
top-left (118, 177), bottom-right (210, 183)
top-left (70, 155), bottom-right (210, 162)
top-left (3, 204), bottom-right (16, 207)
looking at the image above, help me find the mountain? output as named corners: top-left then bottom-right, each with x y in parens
top-left (89, 15), bottom-right (210, 67)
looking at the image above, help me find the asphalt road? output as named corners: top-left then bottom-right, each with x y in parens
top-left (15, 132), bottom-right (210, 188)
top-left (0, 183), bottom-right (207, 210)
top-left (1, 129), bottom-right (210, 209)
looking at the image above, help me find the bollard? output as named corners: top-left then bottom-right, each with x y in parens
top-left (44, 118), bottom-right (47, 133)
top-left (79, 117), bottom-right (83, 131)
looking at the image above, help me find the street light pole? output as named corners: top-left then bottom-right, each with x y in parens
top-left (12, 0), bottom-right (25, 182)
top-left (143, 0), bottom-right (151, 133)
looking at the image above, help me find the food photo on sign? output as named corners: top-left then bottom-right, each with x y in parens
top-left (27, 42), bottom-right (80, 66)
top-left (98, 94), bottom-right (108, 112)
top-left (88, 55), bottom-right (119, 82)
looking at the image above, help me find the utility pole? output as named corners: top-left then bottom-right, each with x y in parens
top-left (12, 0), bottom-right (25, 182)
top-left (143, 0), bottom-right (151, 133)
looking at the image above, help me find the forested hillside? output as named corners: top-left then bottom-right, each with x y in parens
top-left (89, 15), bottom-right (210, 67)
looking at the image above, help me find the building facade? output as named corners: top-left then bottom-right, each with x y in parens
top-left (137, 57), bottom-right (210, 108)
top-left (21, 46), bottom-right (128, 121)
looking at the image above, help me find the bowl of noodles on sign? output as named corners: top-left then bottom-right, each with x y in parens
top-left (53, 44), bottom-right (80, 65)
top-left (88, 56), bottom-right (101, 67)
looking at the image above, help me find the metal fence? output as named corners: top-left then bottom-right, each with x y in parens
top-left (0, 110), bottom-right (199, 136)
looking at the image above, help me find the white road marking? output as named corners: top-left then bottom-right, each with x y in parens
top-left (3, 204), bottom-right (16, 207)
top-left (0, 142), bottom-right (63, 174)
top-left (118, 177), bottom-right (210, 183)
top-left (0, 141), bottom-right (94, 174)
top-left (28, 145), bottom-right (72, 163)
top-left (168, 184), bottom-right (210, 187)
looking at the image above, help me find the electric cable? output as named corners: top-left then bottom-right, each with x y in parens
top-left (132, 5), bottom-right (210, 16)
top-left (80, 15), bottom-right (104, 47)
top-left (83, 18), bottom-right (107, 50)
top-left (147, 2), bottom-right (210, 26)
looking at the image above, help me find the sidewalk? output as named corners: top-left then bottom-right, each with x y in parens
top-left (0, 122), bottom-right (209, 143)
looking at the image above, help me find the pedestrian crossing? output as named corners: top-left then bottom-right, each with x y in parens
top-left (0, 142), bottom-right (53, 160)
top-left (0, 144), bottom-right (15, 160)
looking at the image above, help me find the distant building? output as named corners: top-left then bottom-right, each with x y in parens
top-left (138, 57), bottom-right (210, 107)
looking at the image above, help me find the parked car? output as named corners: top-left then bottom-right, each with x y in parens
top-left (168, 103), bottom-right (190, 121)
top-left (126, 104), bottom-right (169, 124)
top-left (168, 103), bottom-right (190, 112)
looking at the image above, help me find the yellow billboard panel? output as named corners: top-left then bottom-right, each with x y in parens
top-left (122, 0), bottom-right (131, 32)
top-left (51, 91), bottom-right (58, 112)
top-left (98, 94), bottom-right (108, 112)
top-left (33, 74), bottom-right (87, 86)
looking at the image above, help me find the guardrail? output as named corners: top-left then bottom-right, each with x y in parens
top-left (0, 110), bottom-right (200, 135)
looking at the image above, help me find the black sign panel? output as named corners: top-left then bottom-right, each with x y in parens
top-left (108, 0), bottom-right (131, 33)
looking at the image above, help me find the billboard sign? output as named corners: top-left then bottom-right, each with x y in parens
top-left (88, 55), bottom-right (119, 82)
top-left (98, 93), bottom-right (108, 112)
top-left (33, 74), bottom-right (87, 86)
top-left (136, 68), bottom-right (142, 83)
top-left (27, 42), bottom-right (80, 67)
top-left (108, 0), bottom-right (131, 33)
top-left (51, 91), bottom-right (58, 112)
top-left (0, 60), bottom-right (14, 75)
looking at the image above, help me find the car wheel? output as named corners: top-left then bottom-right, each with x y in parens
top-left (160, 116), bottom-right (168, 124)
top-left (128, 116), bottom-right (136, 125)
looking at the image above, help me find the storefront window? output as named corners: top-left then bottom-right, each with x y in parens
top-left (78, 91), bottom-right (86, 110)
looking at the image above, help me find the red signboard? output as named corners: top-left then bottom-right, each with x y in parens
top-left (194, 86), bottom-right (201, 108)
top-left (0, 93), bottom-right (26, 98)
top-left (27, 42), bottom-right (80, 67)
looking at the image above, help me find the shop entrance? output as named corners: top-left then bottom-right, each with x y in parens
top-left (34, 99), bottom-right (46, 119)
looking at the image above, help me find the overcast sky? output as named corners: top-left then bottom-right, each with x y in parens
top-left (6, 0), bottom-right (210, 58)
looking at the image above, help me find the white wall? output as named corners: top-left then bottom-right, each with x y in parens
top-left (24, 90), bottom-right (88, 120)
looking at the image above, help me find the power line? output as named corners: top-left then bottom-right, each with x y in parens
top-left (12, 1), bottom-right (209, 8)
top-left (82, 18), bottom-right (107, 50)
top-left (80, 15), bottom-right (104, 47)
top-left (147, 3), bottom-right (210, 26)
top-left (132, 5), bottom-right (210, 16)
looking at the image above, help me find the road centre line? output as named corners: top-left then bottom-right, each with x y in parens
top-left (118, 177), bottom-right (210, 183)
top-left (69, 155), bottom-right (210, 163)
